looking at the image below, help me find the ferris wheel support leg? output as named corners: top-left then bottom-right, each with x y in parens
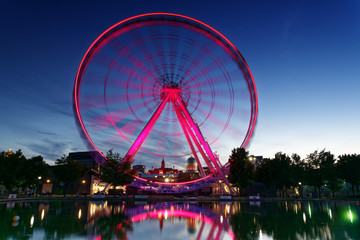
top-left (173, 102), bottom-right (206, 177)
top-left (174, 97), bottom-right (236, 195)
top-left (123, 94), bottom-right (171, 163)
top-left (214, 222), bottom-right (224, 240)
top-left (207, 223), bottom-right (217, 240)
top-left (173, 100), bottom-right (216, 172)
top-left (196, 221), bottom-right (206, 240)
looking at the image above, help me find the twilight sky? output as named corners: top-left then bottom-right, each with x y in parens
top-left (0, 0), bottom-right (359, 168)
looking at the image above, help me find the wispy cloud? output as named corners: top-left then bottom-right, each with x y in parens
top-left (25, 138), bottom-right (83, 163)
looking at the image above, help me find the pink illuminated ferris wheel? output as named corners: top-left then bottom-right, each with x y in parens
top-left (74, 13), bottom-right (257, 193)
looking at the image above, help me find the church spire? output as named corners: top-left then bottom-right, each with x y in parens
top-left (161, 157), bottom-right (165, 169)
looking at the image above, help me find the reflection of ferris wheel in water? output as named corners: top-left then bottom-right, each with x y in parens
top-left (74, 13), bottom-right (257, 194)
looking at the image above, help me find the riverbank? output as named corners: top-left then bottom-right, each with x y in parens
top-left (1, 194), bottom-right (360, 203)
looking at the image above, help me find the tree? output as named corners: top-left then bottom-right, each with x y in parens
top-left (255, 159), bottom-right (272, 187)
top-left (0, 149), bottom-right (26, 192)
top-left (228, 148), bottom-right (254, 196)
top-left (338, 154), bottom-right (360, 197)
top-left (21, 156), bottom-right (49, 189)
top-left (100, 150), bottom-right (137, 197)
top-left (319, 151), bottom-right (341, 198)
top-left (304, 149), bottom-right (337, 198)
top-left (291, 153), bottom-right (305, 196)
top-left (291, 154), bottom-right (305, 184)
top-left (304, 150), bottom-right (323, 198)
top-left (272, 152), bottom-right (293, 197)
top-left (255, 152), bottom-right (293, 197)
top-left (53, 154), bottom-right (88, 196)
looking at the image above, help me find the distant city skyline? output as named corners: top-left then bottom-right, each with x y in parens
top-left (1, 1), bottom-right (359, 169)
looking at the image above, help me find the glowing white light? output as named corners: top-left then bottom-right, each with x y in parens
top-left (78, 209), bottom-right (82, 219)
top-left (220, 215), bottom-right (223, 223)
top-left (303, 212), bottom-right (306, 223)
top-left (30, 215), bottom-right (34, 227)
top-left (329, 209), bottom-right (332, 219)
top-left (41, 209), bottom-right (45, 220)
top-left (164, 210), bottom-right (168, 220)
top-left (259, 229), bottom-right (263, 240)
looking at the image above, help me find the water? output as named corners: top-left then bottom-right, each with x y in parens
top-left (1, 200), bottom-right (359, 239)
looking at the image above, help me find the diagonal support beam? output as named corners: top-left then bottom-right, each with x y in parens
top-left (173, 101), bottom-right (206, 177)
top-left (122, 87), bottom-right (236, 195)
top-left (123, 93), bottom-right (171, 163)
top-left (173, 101), bottom-right (215, 172)
top-left (174, 97), bottom-right (236, 195)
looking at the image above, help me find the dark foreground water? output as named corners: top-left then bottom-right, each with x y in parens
top-left (1, 199), bottom-right (359, 240)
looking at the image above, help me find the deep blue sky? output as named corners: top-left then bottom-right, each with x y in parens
top-left (1, 0), bottom-right (359, 167)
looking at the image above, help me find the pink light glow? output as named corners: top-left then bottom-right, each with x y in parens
top-left (174, 104), bottom-right (205, 176)
top-left (121, 86), bottom-right (234, 189)
top-left (173, 101), bottom-right (215, 171)
top-left (131, 209), bottom-right (212, 224)
top-left (135, 174), bottom-right (210, 186)
top-left (123, 91), bottom-right (172, 162)
top-left (131, 209), bottom-right (234, 239)
top-left (74, 12), bottom-right (257, 182)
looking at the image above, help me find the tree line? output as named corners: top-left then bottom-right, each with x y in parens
top-left (0, 149), bottom-right (134, 195)
top-left (0, 149), bottom-right (88, 194)
top-left (2, 148), bottom-right (359, 198)
top-left (228, 148), bottom-right (360, 198)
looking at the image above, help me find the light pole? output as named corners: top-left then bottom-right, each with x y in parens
top-left (81, 180), bottom-right (86, 197)
top-left (219, 180), bottom-right (222, 196)
top-left (37, 176), bottom-right (42, 197)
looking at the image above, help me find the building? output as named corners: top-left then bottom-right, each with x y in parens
top-left (132, 164), bottom-right (146, 175)
top-left (4, 149), bottom-right (14, 157)
top-left (248, 155), bottom-right (269, 168)
top-left (186, 156), bottom-right (198, 173)
top-left (147, 158), bottom-right (179, 175)
top-left (140, 158), bottom-right (179, 183)
top-left (41, 151), bottom-right (105, 195)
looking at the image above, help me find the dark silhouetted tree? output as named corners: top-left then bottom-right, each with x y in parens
top-left (100, 150), bottom-right (137, 197)
top-left (319, 151), bottom-right (341, 198)
top-left (0, 149), bottom-right (26, 192)
top-left (21, 155), bottom-right (49, 189)
top-left (338, 154), bottom-right (360, 197)
top-left (291, 154), bottom-right (305, 184)
top-left (255, 152), bottom-right (293, 197)
top-left (304, 149), bottom-right (337, 198)
top-left (228, 148), bottom-right (254, 196)
top-left (53, 154), bottom-right (88, 196)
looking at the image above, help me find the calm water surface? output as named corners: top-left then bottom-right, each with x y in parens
top-left (1, 200), bottom-right (359, 240)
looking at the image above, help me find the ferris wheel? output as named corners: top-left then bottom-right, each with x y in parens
top-left (74, 13), bottom-right (257, 193)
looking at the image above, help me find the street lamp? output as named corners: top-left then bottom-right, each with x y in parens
top-left (81, 180), bottom-right (86, 197)
top-left (219, 180), bottom-right (222, 195)
top-left (37, 176), bottom-right (42, 197)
